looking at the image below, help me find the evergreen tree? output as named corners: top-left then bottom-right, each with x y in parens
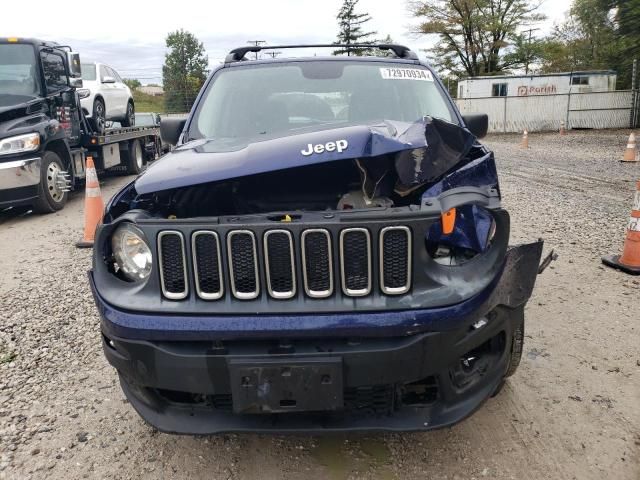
top-left (162, 30), bottom-right (208, 112)
top-left (334, 0), bottom-right (377, 56)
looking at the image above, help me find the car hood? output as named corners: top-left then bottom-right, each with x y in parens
top-left (134, 117), bottom-right (476, 195)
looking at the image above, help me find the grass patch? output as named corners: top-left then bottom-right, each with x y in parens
top-left (133, 90), bottom-right (165, 113)
top-left (0, 351), bottom-right (16, 364)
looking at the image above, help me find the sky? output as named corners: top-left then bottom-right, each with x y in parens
top-left (0, 0), bottom-right (572, 85)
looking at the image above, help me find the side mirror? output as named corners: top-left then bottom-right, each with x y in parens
top-left (69, 77), bottom-right (83, 88)
top-left (102, 76), bottom-right (116, 84)
top-left (67, 52), bottom-right (82, 78)
top-left (462, 114), bottom-right (488, 139)
top-left (160, 117), bottom-right (187, 146)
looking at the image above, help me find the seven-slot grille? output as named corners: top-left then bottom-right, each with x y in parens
top-left (158, 226), bottom-right (412, 301)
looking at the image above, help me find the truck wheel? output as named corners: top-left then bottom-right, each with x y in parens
top-left (91, 98), bottom-right (106, 135)
top-left (33, 151), bottom-right (69, 213)
top-left (121, 101), bottom-right (135, 127)
top-left (126, 139), bottom-right (144, 175)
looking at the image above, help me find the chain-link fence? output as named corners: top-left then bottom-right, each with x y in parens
top-left (456, 89), bottom-right (640, 133)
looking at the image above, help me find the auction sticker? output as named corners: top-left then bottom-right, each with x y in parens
top-left (380, 67), bottom-right (433, 81)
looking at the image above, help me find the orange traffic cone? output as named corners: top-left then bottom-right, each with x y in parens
top-left (622, 133), bottom-right (638, 162)
top-left (520, 130), bottom-right (529, 149)
top-left (559, 121), bottom-right (567, 136)
top-left (602, 180), bottom-right (640, 274)
top-left (76, 156), bottom-right (105, 248)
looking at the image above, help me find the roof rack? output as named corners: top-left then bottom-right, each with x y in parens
top-left (224, 43), bottom-right (419, 63)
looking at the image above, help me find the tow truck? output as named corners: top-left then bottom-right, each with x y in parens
top-left (0, 37), bottom-right (161, 213)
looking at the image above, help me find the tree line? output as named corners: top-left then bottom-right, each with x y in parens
top-left (409, 0), bottom-right (639, 89)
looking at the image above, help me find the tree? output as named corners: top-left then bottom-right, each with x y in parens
top-left (162, 29), bottom-right (208, 113)
top-left (377, 34), bottom-right (396, 56)
top-left (535, 0), bottom-right (628, 82)
top-left (409, 0), bottom-right (546, 77)
top-left (123, 78), bottom-right (141, 90)
top-left (334, 0), bottom-right (377, 55)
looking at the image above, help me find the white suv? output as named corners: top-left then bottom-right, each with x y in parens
top-left (79, 62), bottom-right (135, 133)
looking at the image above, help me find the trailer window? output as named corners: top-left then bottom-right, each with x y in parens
top-left (40, 51), bottom-right (67, 94)
top-left (491, 83), bottom-right (508, 97)
top-left (571, 76), bottom-right (589, 86)
top-left (0, 44), bottom-right (41, 103)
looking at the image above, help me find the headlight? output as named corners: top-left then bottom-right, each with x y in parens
top-left (111, 223), bottom-right (152, 281)
top-left (426, 205), bottom-right (496, 266)
top-left (0, 133), bottom-right (40, 156)
top-left (77, 88), bottom-right (91, 99)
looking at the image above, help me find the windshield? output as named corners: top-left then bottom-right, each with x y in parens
top-left (0, 44), bottom-right (41, 106)
top-left (190, 61), bottom-right (455, 141)
top-left (81, 63), bottom-right (96, 81)
top-left (135, 113), bottom-right (156, 126)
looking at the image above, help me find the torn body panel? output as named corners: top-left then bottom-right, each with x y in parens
top-left (107, 117), bottom-right (488, 221)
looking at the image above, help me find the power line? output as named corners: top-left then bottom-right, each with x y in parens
top-left (246, 40), bottom-right (266, 60)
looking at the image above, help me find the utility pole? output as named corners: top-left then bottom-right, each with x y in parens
top-left (264, 51), bottom-right (282, 59)
top-left (631, 59), bottom-right (638, 128)
top-left (522, 28), bottom-right (540, 75)
top-left (246, 40), bottom-right (266, 60)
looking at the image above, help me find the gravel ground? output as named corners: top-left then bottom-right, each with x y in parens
top-left (1, 129), bottom-right (639, 479)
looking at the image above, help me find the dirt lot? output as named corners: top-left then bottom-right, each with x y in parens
top-left (1, 130), bottom-right (639, 479)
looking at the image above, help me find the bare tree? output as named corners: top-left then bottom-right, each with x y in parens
top-left (408, 0), bottom-right (546, 76)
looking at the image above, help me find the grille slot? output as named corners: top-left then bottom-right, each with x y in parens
top-left (158, 231), bottom-right (188, 300)
top-left (340, 228), bottom-right (372, 296)
top-left (301, 229), bottom-right (333, 298)
top-left (192, 231), bottom-right (223, 300)
top-left (380, 226), bottom-right (412, 294)
top-left (264, 230), bottom-right (296, 299)
top-left (227, 230), bottom-right (259, 300)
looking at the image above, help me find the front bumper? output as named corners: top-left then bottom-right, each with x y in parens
top-left (92, 241), bottom-right (542, 433)
top-left (106, 303), bottom-right (519, 433)
top-left (0, 156), bottom-right (41, 207)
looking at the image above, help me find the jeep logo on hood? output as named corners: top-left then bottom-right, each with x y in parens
top-left (301, 139), bottom-right (348, 156)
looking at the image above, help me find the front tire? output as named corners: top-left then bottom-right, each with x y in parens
top-left (90, 98), bottom-right (106, 135)
top-left (505, 314), bottom-right (524, 378)
top-left (491, 310), bottom-right (525, 397)
top-left (33, 151), bottom-right (68, 214)
top-left (121, 101), bottom-right (135, 127)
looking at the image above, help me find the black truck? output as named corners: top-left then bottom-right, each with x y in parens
top-left (0, 37), bottom-right (161, 213)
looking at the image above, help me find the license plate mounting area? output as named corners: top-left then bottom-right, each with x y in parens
top-left (228, 357), bottom-right (343, 414)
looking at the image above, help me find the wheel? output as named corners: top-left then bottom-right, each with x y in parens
top-left (90, 98), bottom-right (106, 135)
top-left (126, 139), bottom-right (144, 175)
top-left (121, 101), bottom-right (135, 127)
top-left (505, 315), bottom-right (524, 378)
top-left (491, 309), bottom-right (524, 397)
top-left (33, 151), bottom-right (69, 213)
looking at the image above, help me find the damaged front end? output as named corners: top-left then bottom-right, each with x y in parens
top-left (91, 115), bottom-right (544, 433)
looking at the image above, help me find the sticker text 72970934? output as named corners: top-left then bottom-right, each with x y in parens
top-left (380, 67), bottom-right (433, 81)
